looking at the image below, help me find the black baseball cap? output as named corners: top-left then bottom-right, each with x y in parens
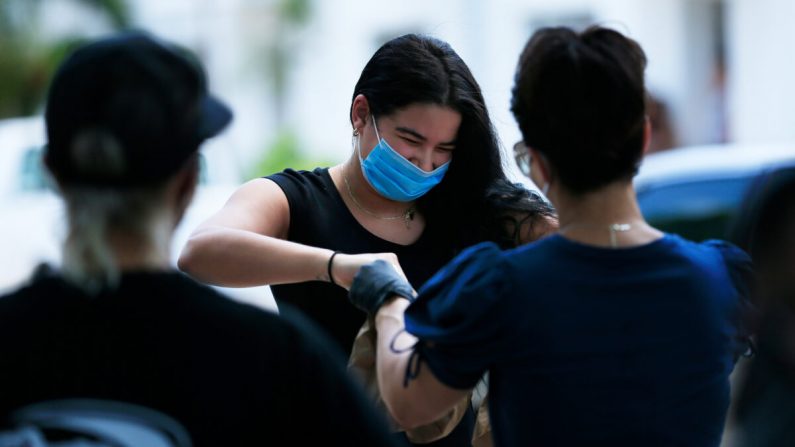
top-left (44, 31), bottom-right (232, 187)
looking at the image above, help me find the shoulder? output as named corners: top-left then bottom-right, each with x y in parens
top-left (263, 168), bottom-right (335, 215)
top-left (700, 239), bottom-right (753, 267)
top-left (654, 236), bottom-right (754, 304)
top-left (700, 239), bottom-right (754, 293)
top-left (266, 167), bottom-right (329, 192)
top-left (0, 275), bottom-right (74, 313)
top-left (664, 236), bottom-right (752, 272)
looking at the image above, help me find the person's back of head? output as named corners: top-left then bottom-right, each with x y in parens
top-left (511, 26), bottom-right (648, 195)
top-left (43, 32), bottom-right (232, 292)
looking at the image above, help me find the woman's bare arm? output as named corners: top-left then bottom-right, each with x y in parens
top-left (373, 297), bottom-right (470, 429)
top-left (178, 178), bottom-right (403, 288)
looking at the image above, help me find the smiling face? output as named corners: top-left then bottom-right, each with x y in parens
top-left (357, 102), bottom-right (461, 173)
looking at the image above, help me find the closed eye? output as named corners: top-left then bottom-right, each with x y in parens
top-left (401, 136), bottom-right (422, 146)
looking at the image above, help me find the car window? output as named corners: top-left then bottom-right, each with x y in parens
top-left (19, 146), bottom-right (48, 192)
top-left (637, 176), bottom-right (753, 241)
top-left (198, 152), bottom-right (209, 184)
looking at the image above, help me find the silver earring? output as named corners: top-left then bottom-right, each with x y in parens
top-left (353, 129), bottom-right (360, 137)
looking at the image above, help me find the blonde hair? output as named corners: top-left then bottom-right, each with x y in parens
top-left (60, 185), bottom-right (171, 294)
top-left (57, 129), bottom-right (174, 294)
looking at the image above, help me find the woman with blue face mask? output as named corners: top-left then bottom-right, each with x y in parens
top-left (357, 113), bottom-right (451, 202)
top-left (179, 33), bottom-right (556, 447)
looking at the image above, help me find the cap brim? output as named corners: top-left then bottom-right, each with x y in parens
top-left (197, 94), bottom-right (233, 140)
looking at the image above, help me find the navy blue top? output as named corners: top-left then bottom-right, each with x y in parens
top-left (405, 234), bottom-right (752, 447)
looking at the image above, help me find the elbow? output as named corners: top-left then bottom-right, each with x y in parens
top-left (384, 396), bottom-right (437, 430)
top-left (389, 408), bottom-right (433, 430)
top-left (177, 237), bottom-right (201, 277)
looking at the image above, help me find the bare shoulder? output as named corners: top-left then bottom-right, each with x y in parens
top-left (194, 178), bottom-right (291, 239)
top-left (516, 212), bottom-right (558, 245)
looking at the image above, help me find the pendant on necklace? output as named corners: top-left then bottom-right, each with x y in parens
top-left (608, 223), bottom-right (632, 248)
top-left (403, 208), bottom-right (415, 229)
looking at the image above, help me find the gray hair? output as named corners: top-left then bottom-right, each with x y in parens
top-left (57, 129), bottom-right (173, 294)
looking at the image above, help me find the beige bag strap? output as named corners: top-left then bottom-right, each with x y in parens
top-left (347, 318), bottom-right (472, 443)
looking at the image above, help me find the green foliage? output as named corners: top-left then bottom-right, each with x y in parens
top-left (0, 0), bottom-right (129, 118)
top-left (278, 0), bottom-right (311, 25)
top-left (79, 0), bottom-right (131, 28)
top-left (0, 37), bottom-right (86, 118)
top-left (263, 0), bottom-right (313, 126)
top-left (249, 129), bottom-right (336, 178)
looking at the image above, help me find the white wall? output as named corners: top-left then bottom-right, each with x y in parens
top-left (130, 0), bottom-right (277, 178)
top-left (40, 0), bottom-right (795, 175)
top-left (727, 0), bottom-right (795, 144)
top-left (288, 0), bottom-right (729, 180)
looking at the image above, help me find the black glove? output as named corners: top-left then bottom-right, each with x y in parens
top-left (349, 260), bottom-right (415, 315)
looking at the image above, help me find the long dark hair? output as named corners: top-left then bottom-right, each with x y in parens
top-left (352, 34), bottom-right (553, 252)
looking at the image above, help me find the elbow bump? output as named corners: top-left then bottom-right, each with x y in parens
top-left (176, 241), bottom-right (198, 274)
top-left (176, 251), bottom-right (191, 274)
top-left (387, 401), bottom-right (433, 430)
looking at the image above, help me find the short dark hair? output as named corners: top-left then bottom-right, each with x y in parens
top-left (511, 26), bottom-right (648, 194)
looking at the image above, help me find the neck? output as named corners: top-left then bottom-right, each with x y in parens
top-left (552, 181), bottom-right (661, 247)
top-left (553, 181), bottom-right (643, 228)
top-left (106, 219), bottom-right (173, 271)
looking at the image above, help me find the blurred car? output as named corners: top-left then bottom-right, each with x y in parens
top-left (0, 116), bottom-right (275, 311)
top-left (634, 143), bottom-right (795, 242)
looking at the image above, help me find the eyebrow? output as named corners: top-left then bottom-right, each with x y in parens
top-left (395, 126), bottom-right (456, 146)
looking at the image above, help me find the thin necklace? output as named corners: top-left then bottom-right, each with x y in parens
top-left (342, 169), bottom-right (416, 229)
top-left (558, 222), bottom-right (634, 248)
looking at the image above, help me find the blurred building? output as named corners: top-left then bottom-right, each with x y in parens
top-left (10, 0), bottom-right (795, 176)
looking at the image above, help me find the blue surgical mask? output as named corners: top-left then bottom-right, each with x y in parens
top-left (357, 116), bottom-right (450, 202)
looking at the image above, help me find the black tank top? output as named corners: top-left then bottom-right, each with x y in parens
top-left (268, 168), bottom-right (476, 447)
top-left (268, 168), bottom-right (453, 356)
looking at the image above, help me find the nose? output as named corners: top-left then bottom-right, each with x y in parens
top-left (411, 148), bottom-right (435, 172)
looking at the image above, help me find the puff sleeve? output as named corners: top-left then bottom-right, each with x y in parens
top-left (705, 239), bottom-right (756, 358)
top-left (404, 242), bottom-right (516, 389)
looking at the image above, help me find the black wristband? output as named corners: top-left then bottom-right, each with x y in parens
top-left (327, 251), bottom-right (339, 286)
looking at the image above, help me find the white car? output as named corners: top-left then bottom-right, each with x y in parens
top-left (634, 143), bottom-right (795, 242)
top-left (0, 116), bottom-right (275, 311)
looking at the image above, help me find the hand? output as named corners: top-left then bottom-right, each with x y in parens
top-left (349, 260), bottom-right (415, 315)
top-left (330, 252), bottom-right (407, 290)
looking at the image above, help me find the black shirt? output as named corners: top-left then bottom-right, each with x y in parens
top-left (0, 271), bottom-right (398, 446)
top-left (268, 168), bottom-right (453, 355)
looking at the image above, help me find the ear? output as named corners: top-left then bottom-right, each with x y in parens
top-left (350, 94), bottom-right (371, 133)
top-left (642, 116), bottom-right (652, 155)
